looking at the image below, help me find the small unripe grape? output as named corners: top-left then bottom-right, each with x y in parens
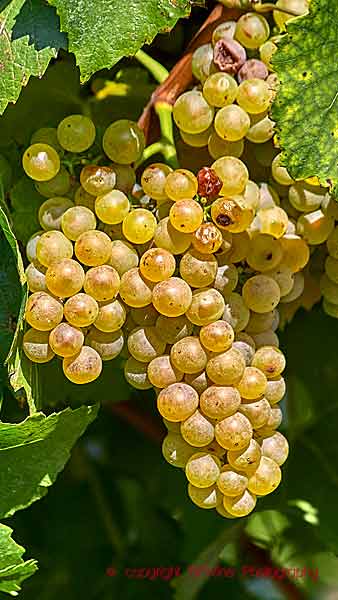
top-left (186, 287), bottom-right (225, 326)
top-left (94, 299), bottom-right (126, 332)
top-left (25, 292), bottom-right (63, 331)
top-left (217, 465), bottom-right (248, 497)
top-left (26, 263), bottom-right (47, 293)
top-left (239, 397), bottom-right (271, 429)
top-left (251, 346), bottom-right (286, 378)
top-left (122, 208), bottom-right (157, 244)
top-left (181, 410), bottom-right (214, 447)
top-left (237, 366), bottom-right (267, 399)
top-left (164, 168), bottom-right (198, 201)
top-left (157, 383), bottom-right (199, 422)
top-left (36, 230), bottom-right (73, 267)
top-left (188, 484), bottom-right (222, 509)
top-left (147, 355), bottom-right (183, 388)
top-left (49, 323), bottom-right (84, 357)
top-left (120, 267), bottom-right (153, 308)
top-left (154, 216), bottom-right (192, 255)
top-left (140, 248), bottom-right (176, 282)
top-left (235, 13), bottom-right (270, 49)
top-left (215, 412), bottom-right (253, 450)
top-left (242, 275), bottom-right (281, 313)
top-left (200, 320), bottom-right (234, 352)
top-left (80, 165), bottom-right (116, 196)
top-left (64, 293), bottom-right (99, 327)
top-left (162, 432), bottom-right (196, 468)
top-left (84, 265), bottom-right (120, 301)
top-left (57, 115), bottom-right (96, 153)
top-left (169, 199), bottom-right (203, 234)
top-left (39, 197), bottom-right (74, 231)
top-left (200, 385), bottom-right (241, 420)
top-left (23, 328), bottom-right (55, 363)
top-left (185, 452), bottom-right (221, 488)
top-left (257, 431), bottom-right (289, 466)
top-left (23, 143), bottom-right (60, 181)
top-left (63, 345), bottom-right (102, 384)
top-left (228, 438), bottom-right (262, 472)
top-left (170, 336), bottom-right (207, 374)
top-left (109, 240), bottom-right (139, 276)
top-left (192, 223), bottom-right (224, 254)
top-left (247, 456), bottom-right (281, 495)
top-left (206, 347), bottom-right (245, 385)
top-left (155, 314), bottom-right (193, 344)
top-left (75, 230), bottom-right (111, 266)
top-left (211, 157), bottom-right (249, 195)
top-left (95, 190), bottom-right (130, 224)
top-left (103, 119), bottom-right (145, 164)
top-left (223, 489), bottom-right (256, 517)
top-left (152, 277), bottom-right (192, 317)
top-left (124, 356), bottom-right (152, 390)
top-left (127, 326), bottom-right (166, 363)
top-left (141, 163), bottom-right (172, 200)
top-left (86, 327), bottom-right (124, 360)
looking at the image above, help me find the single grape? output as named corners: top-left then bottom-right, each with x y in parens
top-left (46, 258), bottom-right (84, 297)
top-left (211, 156), bottom-right (249, 195)
top-left (155, 314), bottom-right (193, 344)
top-left (200, 320), bottom-right (234, 352)
top-left (279, 235), bottom-right (310, 272)
top-left (179, 249), bottom-right (217, 288)
top-left (251, 346), bottom-right (286, 378)
top-left (181, 410), bottom-right (215, 447)
top-left (162, 432), bottom-right (196, 468)
top-left (120, 267), bottom-right (153, 308)
top-left (152, 277), bottom-right (192, 317)
top-left (212, 21), bottom-right (236, 45)
top-left (235, 13), bottom-right (270, 49)
top-left (84, 265), bottom-right (120, 301)
top-left (237, 79), bottom-right (272, 114)
top-left (170, 336), bottom-right (207, 374)
top-left (264, 376), bottom-right (286, 405)
top-left (289, 182), bottom-right (324, 213)
top-left (224, 230), bottom-right (250, 263)
top-left (64, 293), bottom-right (99, 327)
top-left (237, 367), bottom-right (267, 400)
top-left (127, 326), bottom-right (166, 362)
top-left (238, 59), bottom-right (268, 83)
top-left (157, 383), bottom-right (199, 421)
top-left (280, 271), bottom-right (304, 303)
top-left (103, 119), bottom-right (145, 164)
top-left (86, 328), bottom-right (124, 360)
top-left (257, 431), bottom-right (289, 466)
top-left (93, 298), bottom-right (127, 333)
top-left (26, 231), bottom-right (44, 264)
top-left (325, 256), bottom-right (338, 284)
top-left (154, 216), bottom-right (192, 255)
top-left (63, 345), bottom-right (102, 384)
top-left (261, 405), bottom-right (283, 431)
top-left (203, 72), bottom-right (238, 108)
top-left (233, 333), bottom-right (256, 365)
top-left (247, 456), bottom-right (281, 495)
top-left (192, 43), bottom-right (214, 83)
top-left (75, 230), bottom-right (111, 266)
top-left (185, 371), bottom-right (209, 395)
top-left (49, 323), bottom-right (84, 357)
top-left (23, 143), bottom-right (60, 181)
top-left (206, 347), bottom-right (245, 386)
top-left (141, 163), bottom-right (172, 200)
top-left (180, 127), bottom-right (212, 148)
top-left (122, 208), bottom-right (157, 244)
top-left (169, 199), bottom-right (203, 234)
top-left (124, 356), bottom-right (152, 390)
top-left (228, 438), bottom-right (262, 473)
top-left (57, 115), bottom-right (96, 152)
top-left (274, 0), bottom-right (309, 29)
top-left (192, 223), bottom-right (224, 254)
top-left (246, 310), bottom-right (276, 334)
top-left (222, 293), bottom-right (250, 332)
top-left (188, 484), bottom-right (221, 509)
top-left (211, 197), bottom-right (253, 233)
top-left (23, 328), bottom-right (55, 363)
top-left (35, 166), bottom-right (71, 198)
top-left (140, 247), bottom-right (176, 282)
top-left (110, 240), bottom-right (139, 275)
top-left (246, 113), bottom-right (274, 144)
top-left (239, 397), bottom-right (271, 429)
top-left (200, 385), bottom-right (241, 420)
top-left (242, 275), bottom-right (281, 313)
top-left (80, 165), bottom-right (116, 196)
top-left (25, 292), bottom-right (63, 331)
top-left (252, 331), bottom-right (279, 349)
top-left (247, 234), bottom-right (283, 272)
top-left (25, 263), bottom-right (47, 293)
top-left (258, 206), bottom-right (289, 239)
top-left (208, 131), bottom-right (244, 160)
top-left (217, 465), bottom-right (248, 497)
top-left (111, 162), bottom-right (136, 194)
top-left (215, 412), bottom-right (253, 451)
top-left (173, 91), bottom-right (214, 134)
top-left (130, 305), bottom-right (159, 327)
top-left (185, 452), bottom-right (221, 488)
top-left (61, 206), bottom-right (97, 242)
top-left (260, 40), bottom-right (277, 70)
top-left (164, 168), bottom-right (198, 201)
top-left (213, 38), bottom-right (246, 75)
top-left (297, 210), bottom-right (334, 245)
top-left (186, 287), bottom-right (225, 326)
top-left (271, 154), bottom-right (294, 186)
top-left (38, 197), bottom-right (74, 231)
top-left (214, 105), bottom-right (250, 141)
top-left (223, 489), bottom-right (256, 517)
top-left (147, 355), bottom-right (183, 388)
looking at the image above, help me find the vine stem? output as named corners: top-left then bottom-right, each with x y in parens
top-left (135, 49), bottom-right (169, 84)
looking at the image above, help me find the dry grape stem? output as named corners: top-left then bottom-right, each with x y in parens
top-left (138, 4), bottom-right (240, 142)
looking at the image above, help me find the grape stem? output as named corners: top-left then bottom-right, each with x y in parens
top-left (135, 49), bottom-right (169, 84)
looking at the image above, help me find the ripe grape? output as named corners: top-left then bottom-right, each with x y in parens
top-left (180, 249), bottom-right (217, 288)
top-left (170, 336), bottom-right (207, 374)
top-left (46, 258), bottom-right (84, 297)
top-left (95, 190), bottom-right (130, 225)
top-left (157, 383), bottom-right (199, 421)
top-left (173, 91), bottom-right (214, 134)
top-left (49, 323), bottom-right (84, 357)
top-left (274, 0), bottom-right (309, 29)
top-left (25, 292), bottom-right (63, 331)
top-left (217, 465), bottom-right (248, 497)
top-left (86, 328), bottom-right (124, 360)
top-left (192, 222), bottom-right (224, 254)
top-left (154, 216), bottom-right (192, 255)
top-left (147, 355), bottom-right (183, 388)
top-left (279, 235), bottom-right (310, 272)
top-left (247, 456), bottom-right (281, 495)
top-left (139, 248), bottom-right (176, 282)
top-left (120, 267), bottom-right (153, 308)
top-left (80, 165), bottom-right (116, 196)
top-left (75, 230), bottom-right (112, 266)
top-left (180, 127), bottom-right (212, 148)
top-left (232, 333), bottom-right (256, 365)
top-left (280, 271), bottom-right (304, 303)
top-left (94, 299), bottom-right (126, 332)
top-left (103, 119), bottom-right (145, 164)
top-left (215, 412), bottom-right (253, 450)
top-left (124, 356), bottom-right (152, 390)
top-left (206, 347), bottom-right (245, 385)
top-left (246, 310), bottom-right (276, 334)
top-left (211, 156), bottom-right (249, 195)
top-left (224, 230), bottom-right (250, 263)
top-left (141, 163), bottom-right (172, 200)
top-left (63, 345), bottom-right (102, 384)
top-left (246, 113), bottom-right (274, 144)
top-left (110, 240), bottom-right (139, 275)
top-left (169, 199), bottom-right (203, 234)
top-left (200, 385), bottom-right (241, 420)
top-left (247, 235), bottom-right (283, 272)
top-left (164, 168), bottom-right (198, 201)
top-left (257, 431), bottom-right (289, 466)
top-left (235, 13), bottom-right (270, 49)
top-left (271, 153), bottom-right (294, 186)
top-left (23, 328), bottom-right (55, 363)
top-left (238, 59), bottom-right (268, 83)
top-left (152, 277), bottom-right (192, 317)
top-left (39, 197), bottom-right (74, 231)
top-left (203, 72), bottom-right (238, 108)
top-left (186, 287), bottom-right (225, 326)
top-left (162, 432), bottom-right (196, 467)
top-left (181, 410), bottom-right (215, 447)
top-left (111, 162), bottom-right (136, 194)
top-left (264, 376), bottom-right (286, 405)
top-left (211, 197), bottom-right (253, 233)
top-left (223, 489), bottom-right (256, 517)
top-left (191, 44), bottom-right (214, 83)
top-left (23, 143), bottom-right (60, 181)
top-left (64, 293), bottom-right (99, 327)
top-left (57, 115), bottom-right (96, 152)
top-left (237, 367), bottom-right (267, 400)
top-left (251, 346), bottom-right (286, 378)
top-left (239, 397), bottom-right (271, 429)
top-left (26, 263), bottom-right (47, 293)
top-left (26, 231), bottom-right (43, 264)
top-left (212, 21), bottom-right (236, 45)
top-left (214, 105), bottom-right (250, 141)
top-left (242, 275), bottom-right (281, 313)
top-left (297, 210), bottom-right (334, 245)
top-left (36, 230), bottom-right (73, 268)
top-left (227, 438), bottom-right (262, 472)
top-left (188, 484), bottom-right (221, 509)
top-left (155, 314), bottom-right (193, 344)
top-left (185, 452), bottom-right (221, 488)
top-left (122, 208), bottom-right (157, 244)
top-left (84, 265), bottom-right (120, 301)
top-left (130, 305), bottom-right (159, 327)
top-left (127, 326), bottom-right (166, 362)
top-left (237, 79), bottom-right (272, 114)
top-left (200, 320), bottom-right (234, 352)
top-left (61, 206), bottom-right (97, 241)
top-left (185, 371), bottom-right (209, 395)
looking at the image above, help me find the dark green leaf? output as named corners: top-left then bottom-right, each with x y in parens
top-left (0, 524), bottom-right (37, 595)
top-left (9, 176), bottom-right (43, 246)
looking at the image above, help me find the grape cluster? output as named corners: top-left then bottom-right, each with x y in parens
top-left (22, 0), bottom-right (338, 520)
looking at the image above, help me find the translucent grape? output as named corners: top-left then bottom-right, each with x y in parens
top-left (252, 346), bottom-right (286, 378)
top-left (212, 21), bottom-right (236, 45)
top-left (25, 292), bottom-right (63, 331)
top-left (63, 345), bottom-right (102, 384)
top-left (200, 385), bottom-right (241, 420)
top-left (237, 367), bottom-right (267, 400)
top-left (297, 210), bottom-right (334, 245)
top-left (46, 258), bottom-right (84, 297)
top-left (185, 452), bottom-right (221, 488)
top-left (261, 405), bottom-right (283, 431)
top-left (246, 310), bottom-right (276, 335)
top-left (280, 235), bottom-right (310, 272)
top-left (206, 347), bottom-right (245, 386)
top-left (75, 230), bottom-right (111, 266)
top-left (203, 72), bottom-right (238, 108)
top-left (170, 336), bottom-right (207, 374)
top-left (237, 79), bottom-right (272, 114)
top-left (124, 356), bottom-right (152, 390)
top-left (140, 247), bottom-right (176, 282)
top-left (191, 44), bottom-right (214, 83)
top-left (26, 231), bottom-right (44, 264)
top-left (23, 143), bottom-right (60, 181)
top-left (154, 216), bottom-right (192, 255)
top-left (127, 326), bottom-right (166, 362)
top-left (274, 0), bottom-right (309, 29)
top-left (61, 206), bottom-right (96, 241)
top-left (184, 371), bottom-right (209, 395)
top-left (228, 438), bottom-right (262, 473)
top-left (64, 293), bottom-right (99, 327)
top-left (141, 163), bottom-right (172, 200)
top-left (181, 410), bottom-right (215, 447)
top-left (173, 91), bottom-right (214, 134)
top-left (130, 305), bottom-right (159, 327)
top-left (26, 263), bottom-right (47, 293)
top-left (103, 119), bottom-right (145, 164)
top-left (157, 383), bottom-right (199, 422)
top-left (280, 271), bottom-right (304, 303)
top-left (147, 355), bottom-right (183, 388)
top-left (222, 293), bottom-right (250, 332)
top-left (80, 165), bottom-right (116, 196)
top-left (208, 131), bottom-right (244, 160)
top-left (35, 166), bottom-right (71, 198)
top-left (86, 328), bottom-right (124, 360)
top-left (235, 13), bottom-right (270, 49)
top-left (111, 162), bottom-right (136, 194)
top-left (169, 200), bottom-right (203, 234)
top-left (186, 287), bottom-right (225, 326)
top-left (247, 234), bottom-right (283, 272)
top-left (162, 433), bottom-right (196, 468)
top-left (289, 182), bottom-right (324, 213)
top-left (164, 169), bottom-right (198, 201)
top-left (214, 105), bottom-right (250, 141)
top-left (110, 240), bottom-right (139, 275)
top-left (223, 489), bottom-right (256, 517)
top-left (152, 277), bottom-right (192, 317)
top-left (264, 376), bottom-right (286, 405)
top-left (215, 412), bottom-right (253, 450)
top-left (260, 40), bottom-right (277, 70)
top-left (252, 331), bottom-right (279, 349)
top-left (192, 223), bottom-right (224, 255)
top-left (247, 456), bottom-right (281, 495)
top-left (49, 323), bottom-right (84, 357)
top-left (200, 320), bottom-right (234, 353)
top-left (214, 264), bottom-right (238, 297)
top-left (242, 275), bottom-right (281, 313)
top-left (120, 267), bottom-right (153, 308)
top-left (122, 208), bottom-right (157, 244)
top-left (217, 465), bottom-right (248, 497)
top-left (23, 328), bottom-right (55, 363)
top-left (258, 206), bottom-right (289, 239)
top-left (180, 127), bottom-right (212, 148)
top-left (211, 157), bottom-right (249, 195)
top-left (155, 314), bottom-right (193, 344)
top-left (57, 115), bottom-right (96, 152)
top-left (246, 113), bottom-right (274, 144)
top-left (188, 484), bottom-right (221, 509)
top-left (84, 265), bottom-right (120, 301)
top-left (38, 197), bottom-right (73, 231)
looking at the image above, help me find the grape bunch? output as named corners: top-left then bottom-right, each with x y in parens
top-left (22, 0), bottom-right (338, 520)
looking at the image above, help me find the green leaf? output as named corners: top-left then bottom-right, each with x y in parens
top-left (0, 404), bottom-right (98, 518)
top-left (0, 524), bottom-right (37, 595)
top-left (272, 0), bottom-right (338, 195)
top-left (9, 176), bottom-right (43, 246)
top-left (0, 0), bottom-right (67, 115)
top-left (47, 0), bottom-right (191, 82)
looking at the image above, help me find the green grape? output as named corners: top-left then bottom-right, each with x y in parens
top-left (214, 264), bottom-right (238, 297)
top-left (155, 314), bottom-right (193, 344)
top-left (127, 326), bottom-right (166, 362)
top-left (200, 385), bottom-right (241, 420)
top-left (237, 79), bottom-right (272, 114)
top-left (31, 127), bottom-right (61, 151)
top-left (170, 336), bottom-right (207, 374)
top-left (64, 293), bottom-right (99, 327)
top-left (211, 197), bottom-right (253, 233)
top-left (212, 21), bottom-right (236, 45)
top-left (164, 169), bottom-right (198, 201)
top-left (103, 119), bottom-right (145, 164)
top-left (122, 208), bottom-right (157, 244)
top-left (208, 131), bottom-right (244, 160)
top-left (80, 165), bottom-right (116, 196)
top-left (157, 383), bottom-right (199, 421)
top-left (266, 265), bottom-right (294, 297)
top-left (200, 320), bottom-right (234, 353)
top-left (239, 397), bottom-right (271, 429)
top-left (242, 275), bottom-right (281, 313)
top-left (147, 355), bottom-right (183, 388)
top-left (46, 258), bottom-right (84, 297)
top-left (260, 40), bottom-right (277, 70)
top-left (74, 186), bottom-right (96, 211)
top-left (186, 287), bottom-right (224, 326)
top-left (252, 346), bottom-right (286, 378)
top-left (206, 347), bottom-right (245, 386)
top-left (273, 0), bottom-right (309, 29)
top-left (297, 210), bottom-right (334, 245)
top-left (211, 157), bottom-right (249, 195)
top-left (109, 240), bottom-right (139, 276)
top-left (35, 166), bottom-right (71, 198)
top-left (61, 206), bottom-right (97, 241)
top-left (247, 234), bottom-right (283, 272)
top-left (188, 484), bottom-right (221, 509)
top-left (111, 162), bottom-right (136, 194)
top-left (75, 230), bottom-right (111, 266)
top-left (120, 267), bottom-right (153, 308)
top-left (86, 327), bottom-right (124, 360)
top-left (228, 438), bottom-right (262, 472)
top-left (320, 274), bottom-right (338, 305)
top-left (271, 154), bottom-right (294, 186)
top-left (235, 13), bottom-right (270, 49)
top-left (154, 216), bottom-right (192, 255)
top-left (162, 432), bottom-right (196, 467)
top-left (23, 143), bottom-right (60, 181)
top-left (233, 332), bottom-right (256, 365)
top-left (173, 91), bottom-right (214, 134)
top-left (25, 292), bottom-right (63, 331)
top-left (258, 206), bottom-right (289, 239)
top-left (180, 127), bottom-right (212, 148)
top-left (257, 431), bottom-right (289, 466)
top-left (23, 328), bottom-right (55, 363)
top-left (49, 323), bottom-right (84, 357)
top-left (94, 299), bottom-right (126, 333)
top-left (247, 456), bottom-right (281, 495)
top-left (222, 293), bottom-right (250, 332)
top-left (203, 72), bottom-right (238, 108)
top-left (25, 263), bottom-right (47, 293)
top-left (57, 115), bottom-right (96, 153)
top-left (323, 298), bottom-right (338, 317)
top-left (289, 182), bottom-right (324, 213)
top-left (217, 465), bottom-right (248, 497)
top-left (152, 277), bottom-right (192, 317)
top-left (124, 356), bottom-right (152, 390)
top-left (185, 452), bottom-right (221, 488)
top-left (237, 366), bottom-right (267, 400)
top-left (215, 412), bottom-right (253, 450)
top-left (63, 345), bottom-right (102, 384)
top-left (223, 489), bottom-right (256, 517)
top-left (280, 271), bottom-right (304, 303)
top-left (264, 376), bottom-right (286, 405)
top-left (280, 235), bottom-right (310, 272)
top-left (139, 247), bottom-right (176, 282)
top-left (321, 194), bottom-right (338, 220)
top-left (191, 44), bottom-right (214, 83)
top-left (179, 249), bottom-right (217, 288)
top-left (26, 231), bottom-right (44, 264)
top-left (192, 223), bottom-right (224, 255)
top-left (84, 265), bottom-right (120, 302)
top-left (130, 305), bottom-right (159, 327)
top-left (181, 410), bottom-right (215, 447)
top-left (214, 105), bottom-right (250, 142)
top-left (141, 163), bottom-right (172, 200)
top-left (246, 113), bottom-right (274, 144)
top-left (325, 256), bottom-right (338, 284)
top-left (169, 200), bottom-right (203, 234)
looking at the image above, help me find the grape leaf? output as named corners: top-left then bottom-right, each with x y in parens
top-left (0, 0), bottom-right (67, 115)
top-left (46, 0), bottom-right (191, 82)
top-left (0, 524), bottom-right (37, 596)
top-left (272, 0), bottom-right (338, 196)
top-left (0, 404), bottom-right (98, 518)
top-left (9, 176), bottom-right (43, 246)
